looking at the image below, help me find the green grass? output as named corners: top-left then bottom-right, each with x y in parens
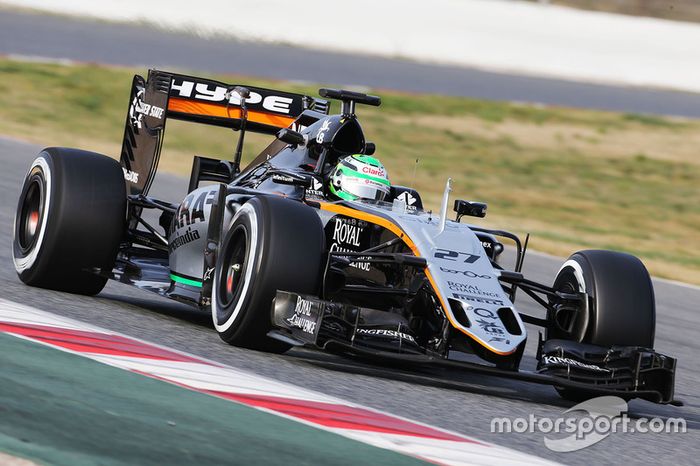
top-left (1, 58), bottom-right (699, 284)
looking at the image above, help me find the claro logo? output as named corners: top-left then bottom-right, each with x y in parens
top-left (171, 80), bottom-right (294, 114)
top-left (361, 166), bottom-right (385, 177)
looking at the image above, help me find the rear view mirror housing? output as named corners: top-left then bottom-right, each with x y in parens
top-left (454, 199), bottom-right (487, 219)
top-left (277, 128), bottom-right (306, 146)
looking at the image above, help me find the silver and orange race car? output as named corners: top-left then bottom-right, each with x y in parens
top-left (13, 70), bottom-right (678, 404)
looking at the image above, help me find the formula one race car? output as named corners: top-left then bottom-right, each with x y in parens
top-left (13, 70), bottom-right (678, 404)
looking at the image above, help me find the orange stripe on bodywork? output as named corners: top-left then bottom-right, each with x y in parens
top-left (167, 97), bottom-right (296, 128)
top-left (317, 202), bottom-right (419, 253)
top-left (317, 201), bottom-right (517, 356)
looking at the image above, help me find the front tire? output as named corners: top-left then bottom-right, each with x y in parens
top-left (13, 148), bottom-right (126, 295)
top-left (211, 196), bottom-right (325, 352)
top-left (548, 249), bottom-right (655, 401)
top-left (549, 250), bottom-right (655, 347)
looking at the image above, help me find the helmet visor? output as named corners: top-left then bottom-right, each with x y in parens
top-left (343, 176), bottom-right (390, 201)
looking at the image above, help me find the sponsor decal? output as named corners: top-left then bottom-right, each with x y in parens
top-left (315, 119), bottom-right (332, 144)
top-left (305, 177), bottom-right (324, 198)
top-left (476, 318), bottom-right (505, 336)
top-left (122, 167), bottom-right (139, 184)
top-left (473, 308), bottom-right (497, 319)
top-left (329, 217), bottom-right (370, 271)
top-left (330, 244), bottom-right (371, 272)
top-left (452, 293), bottom-right (504, 306)
top-left (271, 174), bottom-right (295, 184)
top-left (172, 188), bottom-right (218, 231)
top-left (393, 192), bottom-right (418, 212)
top-left (395, 191), bottom-right (417, 205)
top-left (440, 267), bottom-right (491, 279)
top-left (169, 227), bottom-right (201, 252)
top-left (434, 249), bottom-right (479, 264)
top-left (481, 241), bottom-right (493, 250)
top-left (285, 296), bottom-right (318, 335)
top-left (171, 78), bottom-right (294, 114)
top-left (332, 218), bottom-right (363, 247)
top-left (542, 356), bottom-right (609, 373)
top-left (356, 328), bottom-right (416, 343)
top-left (448, 281), bottom-right (499, 297)
top-left (129, 89), bottom-right (165, 129)
top-left (353, 177), bottom-right (387, 190)
top-left (203, 267), bottom-right (215, 282)
top-left (361, 166), bottom-right (385, 177)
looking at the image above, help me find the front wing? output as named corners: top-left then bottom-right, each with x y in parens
top-left (269, 291), bottom-right (679, 405)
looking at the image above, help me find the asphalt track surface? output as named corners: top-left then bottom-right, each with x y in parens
top-left (1, 137), bottom-right (699, 464)
top-left (1, 9), bottom-right (700, 118)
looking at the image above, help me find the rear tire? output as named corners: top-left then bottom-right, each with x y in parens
top-left (13, 148), bottom-right (126, 295)
top-left (548, 249), bottom-right (655, 401)
top-left (211, 196), bottom-right (325, 352)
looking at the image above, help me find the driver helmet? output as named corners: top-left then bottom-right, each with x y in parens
top-left (329, 155), bottom-right (390, 201)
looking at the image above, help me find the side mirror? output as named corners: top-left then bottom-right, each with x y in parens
top-left (363, 142), bottom-right (376, 155)
top-left (277, 128), bottom-right (306, 146)
top-left (454, 199), bottom-right (487, 219)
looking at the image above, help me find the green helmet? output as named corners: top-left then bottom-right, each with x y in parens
top-left (329, 155), bottom-right (391, 201)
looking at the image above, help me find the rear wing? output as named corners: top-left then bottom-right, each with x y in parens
top-left (119, 69), bottom-right (329, 197)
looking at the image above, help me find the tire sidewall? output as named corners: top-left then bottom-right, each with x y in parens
top-left (212, 202), bottom-right (261, 336)
top-left (13, 154), bottom-right (54, 281)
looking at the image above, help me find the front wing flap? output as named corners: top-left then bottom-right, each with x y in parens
top-left (537, 339), bottom-right (676, 404)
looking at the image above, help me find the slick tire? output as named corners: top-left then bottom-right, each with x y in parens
top-left (13, 148), bottom-right (126, 295)
top-left (549, 249), bottom-right (655, 401)
top-left (211, 195), bottom-right (325, 353)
